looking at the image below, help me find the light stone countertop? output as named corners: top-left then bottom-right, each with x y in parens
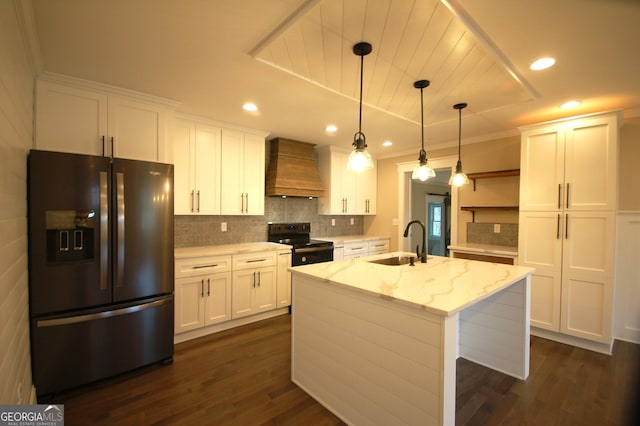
top-left (290, 251), bottom-right (534, 317)
top-left (448, 243), bottom-right (518, 257)
top-left (175, 242), bottom-right (290, 259)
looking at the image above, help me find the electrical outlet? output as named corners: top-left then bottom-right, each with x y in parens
top-left (221, 222), bottom-right (227, 232)
top-left (350, 218), bottom-right (354, 225)
top-left (494, 223), bottom-right (501, 233)
top-left (331, 219), bottom-right (335, 226)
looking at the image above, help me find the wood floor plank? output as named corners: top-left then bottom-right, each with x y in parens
top-left (53, 314), bottom-right (639, 425)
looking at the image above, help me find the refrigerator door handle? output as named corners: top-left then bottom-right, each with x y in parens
top-left (116, 172), bottom-right (125, 288)
top-left (100, 171), bottom-right (109, 290)
top-left (36, 298), bottom-right (172, 328)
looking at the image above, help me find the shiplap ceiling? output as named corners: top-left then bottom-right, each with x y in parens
top-left (30, 0), bottom-right (640, 158)
top-left (252, 0), bottom-right (531, 128)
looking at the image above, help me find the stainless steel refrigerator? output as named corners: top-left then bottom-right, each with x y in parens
top-left (28, 150), bottom-right (174, 399)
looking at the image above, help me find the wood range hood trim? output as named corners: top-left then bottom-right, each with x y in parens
top-left (265, 138), bottom-right (324, 198)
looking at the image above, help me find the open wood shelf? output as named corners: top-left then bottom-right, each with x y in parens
top-left (467, 169), bottom-right (520, 191)
top-left (460, 206), bottom-right (519, 222)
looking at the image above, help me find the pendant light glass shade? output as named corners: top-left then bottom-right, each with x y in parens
top-left (449, 102), bottom-right (469, 187)
top-left (347, 42), bottom-right (374, 172)
top-left (411, 80), bottom-right (434, 181)
top-left (412, 150), bottom-right (436, 180)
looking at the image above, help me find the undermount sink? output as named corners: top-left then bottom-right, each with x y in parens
top-left (368, 255), bottom-right (415, 266)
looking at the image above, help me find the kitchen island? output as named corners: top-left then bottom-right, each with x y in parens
top-left (290, 252), bottom-right (534, 426)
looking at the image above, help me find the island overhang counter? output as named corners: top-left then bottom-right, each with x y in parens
top-left (289, 252), bottom-right (534, 426)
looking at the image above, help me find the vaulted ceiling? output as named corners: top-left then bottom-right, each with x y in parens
top-left (31, 0), bottom-right (640, 157)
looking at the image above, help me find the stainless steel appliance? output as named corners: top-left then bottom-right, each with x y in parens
top-left (268, 223), bottom-right (333, 266)
top-left (28, 150), bottom-right (174, 399)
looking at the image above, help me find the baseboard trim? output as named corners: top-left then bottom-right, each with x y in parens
top-left (531, 327), bottom-right (614, 354)
top-left (174, 308), bottom-right (289, 344)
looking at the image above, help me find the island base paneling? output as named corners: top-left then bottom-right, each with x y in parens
top-left (291, 273), bottom-right (530, 425)
top-left (459, 278), bottom-right (530, 379)
top-left (292, 276), bottom-right (446, 425)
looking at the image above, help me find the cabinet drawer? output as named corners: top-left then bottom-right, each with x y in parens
top-left (232, 251), bottom-right (277, 270)
top-left (368, 239), bottom-right (389, 253)
top-left (343, 241), bottom-right (368, 258)
top-left (176, 255), bottom-right (232, 278)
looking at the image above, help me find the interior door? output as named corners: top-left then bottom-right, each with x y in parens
top-left (112, 158), bottom-right (174, 302)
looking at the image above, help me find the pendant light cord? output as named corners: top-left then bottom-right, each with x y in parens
top-left (457, 107), bottom-right (462, 160)
top-left (420, 87), bottom-right (425, 153)
top-left (358, 52), bottom-right (364, 135)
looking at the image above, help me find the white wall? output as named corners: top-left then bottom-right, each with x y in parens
top-left (0, 0), bottom-right (37, 403)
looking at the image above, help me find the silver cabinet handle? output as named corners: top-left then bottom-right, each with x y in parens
top-left (566, 183), bottom-right (570, 209)
top-left (201, 279), bottom-right (205, 298)
top-left (565, 214), bottom-right (569, 239)
top-left (257, 271), bottom-right (261, 287)
top-left (110, 136), bottom-right (115, 158)
top-left (207, 278), bottom-right (211, 296)
top-left (99, 171), bottom-right (108, 290)
top-left (246, 258), bottom-right (267, 263)
top-left (252, 272), bottom-right (256, 288)
top-left (557, 184), bottom-right (562, 209)
top-left (197, 190), bottom-right (201, 212)
top-left (556, 214), bottom-right (561, 239)
top-left (192, 264), bottom-right (218, 269)
top-left (102, 135), bottom-right (106, 157)
top-left (245, 193), bottom-right (249, 213)
top-left (190, 190), bottom-right (195, 212)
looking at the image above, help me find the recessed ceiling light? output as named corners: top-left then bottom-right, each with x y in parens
top-left (561, 100), bottom-right (581, 109)
top-left (530, 57), bottom-right (556, 71)
top-left (382, 141), bottom-right (393, 147)
top-left (325, 125), bottom-right (337, 133)
top-left (242, 103), bottom-right (258, 112)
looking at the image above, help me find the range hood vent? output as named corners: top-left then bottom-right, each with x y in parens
top-left (265, 138), bottom-right (324, 198)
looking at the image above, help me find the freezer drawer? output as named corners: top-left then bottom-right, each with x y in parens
top-left (31, 296), bottom-right (174, 399)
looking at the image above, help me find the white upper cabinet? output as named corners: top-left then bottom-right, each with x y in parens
top-left (35, 74), bottom-right (177, 162)
top-left (220, 129), bottom-right (265, 215)
top-left (520, 112), bottom-right (619, 212)
top-left (173, 117), bottom-right (221, 214)
top-left (317, 146), bottom-right (377, 215)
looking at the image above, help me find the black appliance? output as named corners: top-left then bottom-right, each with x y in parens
top-left (268, 223), bottom-right (333, 266)
top-left (28, 150), bottom-right (175, 399)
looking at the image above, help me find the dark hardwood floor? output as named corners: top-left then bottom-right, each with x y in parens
top-left (55, 314), bottom-right (639, 425)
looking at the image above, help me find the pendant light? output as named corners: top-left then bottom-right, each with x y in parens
top-left (347, 42), bottom-right (374, 172)
top-left (449, 102), bottom-right (470, 187)
top-left (411, 79), bottom-right (435, 181)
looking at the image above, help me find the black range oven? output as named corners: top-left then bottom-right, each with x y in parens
top-left (268, 223), bottom-right (334, 266)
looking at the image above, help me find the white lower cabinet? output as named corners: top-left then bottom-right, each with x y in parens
top-left (342, 238), bottom-right (390, 259)
top-left (175, 248), bottom-right (287, 341)
top-left (174, 256), bottom-right (232, 334)
top-left (368, 239), bottom-right (390, 255)
top-left (343, 241), bottom-right (368, 259)
top-left (231, 251), bottom-right (277, 319)
top-left (231, 267), bottom-right (277, 318)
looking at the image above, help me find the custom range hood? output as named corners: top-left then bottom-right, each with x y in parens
top-left (265, 138), bottom-right (324, 198)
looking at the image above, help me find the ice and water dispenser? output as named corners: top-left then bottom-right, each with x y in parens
top-left (45, 210), bottom-right (95, 262)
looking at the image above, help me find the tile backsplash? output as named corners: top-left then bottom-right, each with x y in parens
top-left (466, 222), bottom-right (518, 247)
top-left (174, 197), bottom-right (363, 247)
